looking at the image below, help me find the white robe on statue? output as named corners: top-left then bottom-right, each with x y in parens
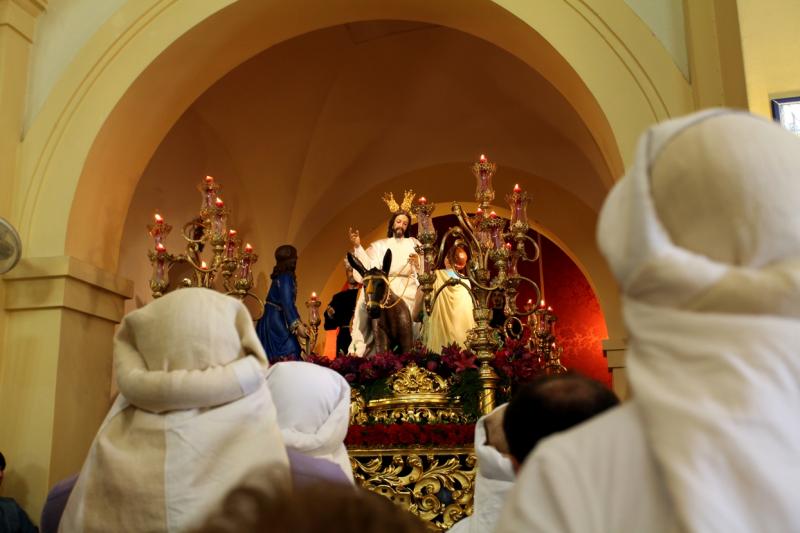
top-left (60, 289), bottom-right (290, 533)
top-left (496, 110), bottom-right (800, 533)
top-left (422, 269), bottom-right (475, 353)
top-left (448, 406), bottom-right (514, 533)
top-left (266, 361), bottom-right (355, 482)
top-left (349, 236), bottom-right (420, 355)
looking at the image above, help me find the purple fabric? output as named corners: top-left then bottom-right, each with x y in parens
top-left (40, 474), bottom-right (77, 533)
top-left (36, 454), bottom-right (345, 532)
top-left (287, 449), bottom-right (350, 487)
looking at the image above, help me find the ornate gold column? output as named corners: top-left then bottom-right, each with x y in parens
top-left (0, 256), bottom-right (132, 517)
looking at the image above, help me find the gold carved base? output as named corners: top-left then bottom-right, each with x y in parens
top-left (349, 447), bottom-right (476, 531)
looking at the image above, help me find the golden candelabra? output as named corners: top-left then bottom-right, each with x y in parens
top-left (146, 174), bottom-right (322, 354)
top-left (413, 155), bottom-right (542, 415)
top-left (528, 301), bottom-right (567, 375)
top-left (147, 175), bottom-right (262, 305)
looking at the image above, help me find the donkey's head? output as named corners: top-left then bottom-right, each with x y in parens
top-left (347, 249), bottom-right (392, 319)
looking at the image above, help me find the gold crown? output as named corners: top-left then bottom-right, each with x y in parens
top-left (381, 190), bottom-right (415, 214)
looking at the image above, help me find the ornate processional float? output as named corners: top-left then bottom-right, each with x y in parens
top-left (144, 158), bottom-right (567, 530)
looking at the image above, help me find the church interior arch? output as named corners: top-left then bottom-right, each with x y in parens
top-left (3, 0), bottom-right (702, 515)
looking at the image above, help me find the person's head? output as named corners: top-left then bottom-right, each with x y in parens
top-left (386, 212), bottom-right (411, 239)
top-left (446, 245), bottom-right (469, 273)
top-left (598, 111), bottom-right (800, 314)
top-left (115, 288), bottom-right (268, 376)
top-left (503, 373), bottom-right (619, 471)
top-left (0, 451), bottom-right (5, 487)
top-left (196, 475), bottom-right (427, 533)
top-left (265, 362), bottom-right (352, 478)
top-left (271, 244), bottom-right (298, 279)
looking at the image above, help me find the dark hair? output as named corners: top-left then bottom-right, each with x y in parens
top-left (503, 373), bottom-right (619, 465)
top-left (386, 212), bottom-right (413, 238)
top-left (271, 244), bottom-right (298, 280)
top-left (0, 451), bottom-right (5, 470)
top-left (196, 481), bottom-right (427, 533)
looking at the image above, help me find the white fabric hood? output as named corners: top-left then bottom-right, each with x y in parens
top-left (266, 361), bottom-right (354, 482)
top-left (597, 109), bottom-right (800, 533)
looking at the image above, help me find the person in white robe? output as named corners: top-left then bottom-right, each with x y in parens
top-left (448, 405), bottom-right (514, 533)
top-left (60, 288), bottom-right (290, 533)
top-left (265, 361), bottom-right (355, 482)
top-left (348, 211), bottom-right (421, 355)
top-left (495, 109), bottom-right (800, 533)
top-left (416, 245), bottom-right (476, 353)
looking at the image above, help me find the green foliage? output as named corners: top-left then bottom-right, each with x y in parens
top-left (360, 378), bottom-right (392, 403)
top-left (449, 369), bottom-right (481, 421)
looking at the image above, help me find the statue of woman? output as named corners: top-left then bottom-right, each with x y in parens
top-left (256, 244), bottom-right (308, 362)
top-left (415, 245), bottom-right (476, 353)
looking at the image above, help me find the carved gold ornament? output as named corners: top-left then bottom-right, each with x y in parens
top-left (349, 448), bottom-right (476, 530)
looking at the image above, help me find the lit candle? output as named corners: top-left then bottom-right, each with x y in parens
top-left (225, 229), bottom-right (238, 259)
top-left (155, 243), bottom-right (166, 253)
top-left (489, 211), bottom-right (498, 219)
top-left (418, 196), bottom-right (427, 205)
top-left (215, 197), bottom-right (224, 208)
top-left (504, 242), bottom-right (512, 251)
top-left (513, 183), bottom-right (522, 193)
top-left (479, 154), bottom-right (487, 163)
top-left (154, 213), bottom-right (164, 224)
top-left (310, 291), bottom-right (318, 301)
top-left (244, 243), bottom-right (253, 254)
top-left (201, 260), bottom-right (208, 270)
top-left (540, 299), bottom-right (546, 308)
top-left (547, 306), bottom-right (553, 312)
top-left (476, 207), bottom-right (484, 216)
top-left (205, 175), bottom-right (214, 184)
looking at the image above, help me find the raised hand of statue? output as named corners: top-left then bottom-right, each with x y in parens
top-left (348, 227), bottom-right (361, 248)
top-left (408, 253), bottom-right (420, 273)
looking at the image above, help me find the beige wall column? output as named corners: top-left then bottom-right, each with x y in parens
top-left (0, 256), bottom-right (132, 517)
top-left (683, 0), bottom-right (748, 108)
top-left (603, 338), bottom-right (628, 400)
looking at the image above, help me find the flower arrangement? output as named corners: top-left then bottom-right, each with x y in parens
top-left (345, 423), bottom-right (475, 448)
top-left (309, 339), bottom-right (543, 421)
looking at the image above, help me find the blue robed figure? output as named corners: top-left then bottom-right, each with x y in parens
top-left (256, 244), bottom-right (306, 362)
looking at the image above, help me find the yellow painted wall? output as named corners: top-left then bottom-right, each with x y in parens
top-left (736, 0), bottom-right (800, 117)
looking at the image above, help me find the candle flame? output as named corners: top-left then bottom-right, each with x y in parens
top-left (215, 197), bottom-right (224, 207)
top-left (155, 243), bottom-right (166, 252)
top-left (154, 213), bottom-right (163, 223)
top-left (228, 229), bottom-right (237, 236)
top-left (201, 261), bottom-right (208, 269)
top-left (479, 154), bottom-right (487, 163)
top-left (540, 299), bottom-right (545, 307)
top-left (514, 183), bottom-right (522, 192)
top-left (205, 175), bottom-right (214, 183)
top-left (311, 291), bottom-right (318, 299)
top-left (244, 243), bottom-right (253, 253)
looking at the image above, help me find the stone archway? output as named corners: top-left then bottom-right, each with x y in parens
top-left (4, 0), bottom-right (692, 514)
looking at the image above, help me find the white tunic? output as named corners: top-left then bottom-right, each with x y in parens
top-left (495, 404), bottom-right (676, 533)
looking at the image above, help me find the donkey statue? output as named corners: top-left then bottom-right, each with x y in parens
top-left (347, 249), bottom-right (414, 355)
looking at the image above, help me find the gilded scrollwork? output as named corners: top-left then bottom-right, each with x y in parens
top-left (350, 387), bottom-right (368, 425)
top-left (349, 449), bottom-right (476, 530)
top-left (365, 363), bottom-right (468, 424)
top-left (388, 362), bottom-right (449, 395)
